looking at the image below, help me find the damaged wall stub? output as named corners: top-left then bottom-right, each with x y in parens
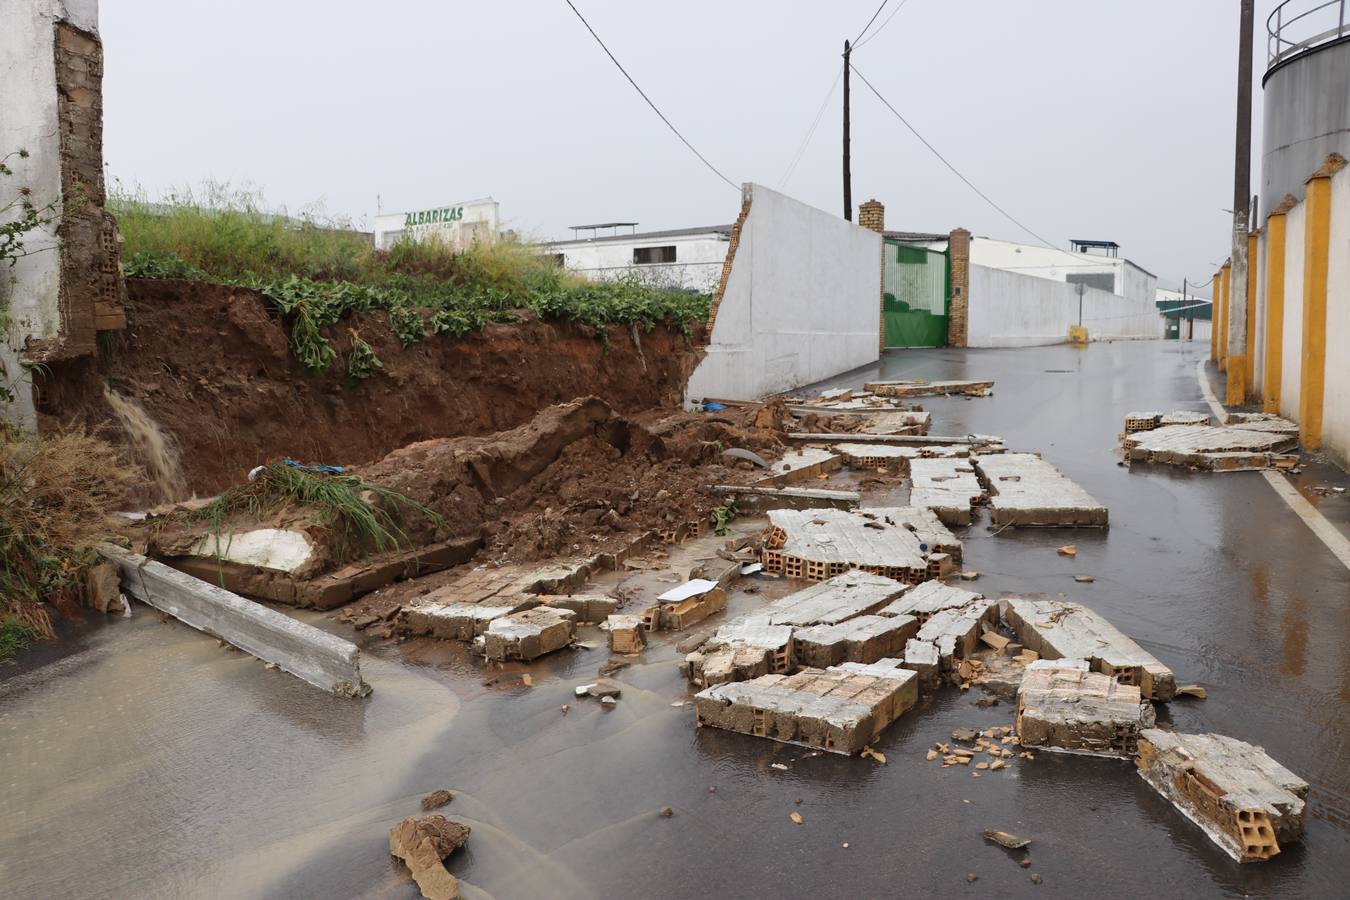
top-left (1136, 730), bottom-right (1309, 863)
top-left (973, 453), bottom-right (1108, 527)
top-left (694, 663), bottom-right (918, 755)
top-left (646, 579), bottom-right (727, 631)
top-left (480, 607), bottom-right (576, 661)
top-left (1015, 659), bottom-right (1155, 757)
top-left (761, 507), bottom-right (961, 583)
top-left (1004, 597), bottom-right (1175, 700)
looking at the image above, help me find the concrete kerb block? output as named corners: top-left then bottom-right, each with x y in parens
top-left (97, 543), bottom-right (370, 697)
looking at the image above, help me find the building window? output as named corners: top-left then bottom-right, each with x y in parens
top-left (548, 253), bottom-right (565, 268)
top-left (633, 245), bottom-right (677, 264)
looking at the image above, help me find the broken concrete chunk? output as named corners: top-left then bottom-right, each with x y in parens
top-left (914, 599), bottom-right (999, 670)
top-left (482, 607), bottom-right (576, 661)
top-left (762, 507), bottom-right (962, 584)
top-left (792, 615), bottom-right (918, 669)
top-left (878, 580), bottom-right (982, 621)
top-left (910, 457), bottom-right (986, 525)
top-left (652, 579), bottom-right (727, 630)
top-left (389, 815), bottom-right (470, 900)
top-left (983, 829), bottom-right (1031, 850)
top-left (694, 666), bottom-right (918, 755)
top-left (420, 790), bottom-right (453, 811)
top-left (542, 593), bottom-right (617, 624)
top-left (1004, 597), bottom-right (1175, 700)
top-left (1136, 730), bottom-right (1308, 863)
top-left (900, 639), bottom-right (940, 689)
top-left (606, 614), bottom-right (645, 655)
top-left (1015, 659), bottom-right (1154, 757)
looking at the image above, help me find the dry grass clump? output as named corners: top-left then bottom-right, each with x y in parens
top-left (1, 430), bottom-right (139, 646)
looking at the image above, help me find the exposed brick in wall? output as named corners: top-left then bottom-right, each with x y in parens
top-left (858, 199), bottom-right (885, 353)
top-left (29, 20), bottom-right (125, 363)
top-left (946, 227), bottom-right (970, 348)
top-left (704, 187), bottom-right (752, 334)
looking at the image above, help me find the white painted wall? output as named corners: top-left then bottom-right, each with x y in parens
top-left (1321, 165), bottom-right (1350, 467)
top-left (685, 184), bottom-right (881, 401)
top-left (544, 230), bottom-right (729, 293)
top-left (372, 197), bottom-right (498, 251)
top-left (967, 238), bottom-right (1155, 307)
top-left (0, 0), bottom-right (98, 429)
top-left (966, 264), bottom-right (1162, 347)
top-left (1280, 201), bottom-right (1306, 422)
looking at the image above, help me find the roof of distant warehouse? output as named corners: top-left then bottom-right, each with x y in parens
top-left (545, 225), bottom-right (733, 246)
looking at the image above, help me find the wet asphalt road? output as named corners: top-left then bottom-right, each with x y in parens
top-left (2, 339), bottom-right (1348, 899)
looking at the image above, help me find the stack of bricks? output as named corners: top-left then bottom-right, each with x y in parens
top-left (52, 21), bottom-right (125, 347)
top-left (704, 186), bottom-right (752, 334)
top-left (946, 228), bottom-right (970, 348)
top-left (857, 200), bottom-right (886, 353)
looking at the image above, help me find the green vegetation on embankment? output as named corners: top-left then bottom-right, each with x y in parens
top-left (112, 186), bottom-right (711, 381)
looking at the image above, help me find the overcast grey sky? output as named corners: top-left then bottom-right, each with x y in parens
top-left (101, 1), bottom-right (1285, 297)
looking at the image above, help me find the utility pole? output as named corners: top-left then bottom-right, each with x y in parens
top-left (1227, 0), bottom-right (1254, 404)
top-left (843, 39), bottom-right (852, 221)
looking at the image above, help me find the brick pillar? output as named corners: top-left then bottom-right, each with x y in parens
top-left (858, 200), bottom-right (886, 353)
top-left (946, 227), bottom-right (970, 348)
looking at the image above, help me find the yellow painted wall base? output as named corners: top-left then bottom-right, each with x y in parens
top-left (1226, 356), bottom-right (1248, 406)
top-left (1068, 326), bottom-right (1088, 344)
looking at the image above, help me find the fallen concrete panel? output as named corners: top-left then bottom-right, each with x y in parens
top-left (974, 453), bottom-right (1108, 527)
top-left (1136, 730), bottom-right (1309, 862)
top-left (864, 379), bottom-right (994, 398)
top-left (1003, 597), bottom-right (1175, 700)
top-left (763, 448), bottom-right (843, 485)
top-left (1016, 659), bottom-right (1155, 757)
top-left (1122, 424), bottom-right (1298, 470)
top-left (878, 580), bottom-right (983, 621)
top-left (762, 507), bottom-right (961, 583)
top-left (792, 614), bottom-right (918, 668)
top-left (681, 617), bottom-right (795, 686)
top-left (97, 543), bottom-right (370, 697)
top-left (711, 484), bottom-right (859, 511)
top-left (786, 432), bottom-right (982, 446)
top-left (909, 458), bottom-right (985, 526)
top-left (481, 607), bottom-right (576, 661)
top-left (752, 571), bottom-right (907, 625)
top-left (834, 442), bottom-right (919, 470)
top-left (1159, 410), bottom-right (1211, 427)
top-left (399, 558), bottom-right (598, 639)
top-left (913, 598), bottom-right (998, 669)
top-left (694, 666), bottom-right (918, 754)
top-left (1124, 412), bottom-right (1163, 433)
top-left (1226, 412), bottom-right (1300, 435)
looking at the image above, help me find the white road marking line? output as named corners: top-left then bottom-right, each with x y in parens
top-left (1196, 358), bottom-right (1350, 571)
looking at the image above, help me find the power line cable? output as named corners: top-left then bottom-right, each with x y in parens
top-left (855, 0), bottom-right (913, 49)
top-left (851, 62), bottom-right (1093, 264)
top-left (853, 0), bottom-right (892, 45)
top-left (563, 0), bottom-right (738, 191)
top-left (779, 65), bottom-right (844, 188)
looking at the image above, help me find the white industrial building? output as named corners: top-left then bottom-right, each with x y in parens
top-left (373, 197), bottom-right (499, 251)
top-left (542, 224), bottom-right (733, 292)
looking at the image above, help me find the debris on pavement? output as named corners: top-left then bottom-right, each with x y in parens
top-left (863, 379), bottom-right (995, 398)
top-left (1015, 659), bottom-right (1155, 757)
top-left (974, 454), bottom-right (1108, 527)
top-left (1057, 544), bottom-right (1077, 556)
top-left (420, 790), bottom-right (453, 811)
top-left (982, 829), bottom-right (1031, 850)
top-left (1004, 597), bottom-right (1176, 700)
top-left (389, 815), bottom-right (470, 900)
top-left (789, 811), bottom-right (804, 824)
top-left (1176, 684), bottom-right (1208, 700)
top-left (607, 614), bottom-right (646, 654)
top-left (1136, 730), bottom-right (1309, 862)
top-left (761, 508), bottom-right (961, 583)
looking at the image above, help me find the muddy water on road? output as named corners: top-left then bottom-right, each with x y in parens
top-left (3, 341), bottom-right (1348, 898)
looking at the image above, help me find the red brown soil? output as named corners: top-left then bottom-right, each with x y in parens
top-left (33, 278), bottom-right (705, 499)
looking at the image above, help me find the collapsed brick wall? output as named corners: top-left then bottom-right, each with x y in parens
top-left (704, 187), bottom-right (752, 334)
top-left (31, 20), bottom-right (125, 363)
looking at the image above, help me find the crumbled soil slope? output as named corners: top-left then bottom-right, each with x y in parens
top-left (34, 278), bottom-right (704, 498)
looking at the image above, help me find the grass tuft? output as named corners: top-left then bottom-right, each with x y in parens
top-left (188, 463), bottom-right (443, 563)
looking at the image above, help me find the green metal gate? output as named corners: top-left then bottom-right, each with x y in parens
top-left (883, 240), bottom-right (949, 348)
